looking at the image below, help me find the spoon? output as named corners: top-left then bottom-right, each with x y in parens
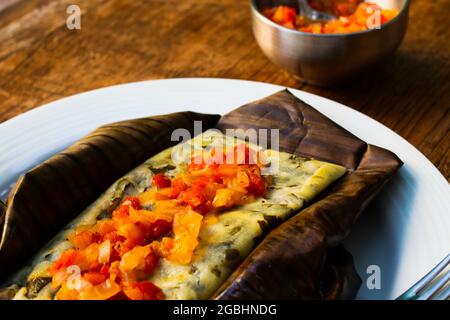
top-left (298, 0), bottom-right (336, 22)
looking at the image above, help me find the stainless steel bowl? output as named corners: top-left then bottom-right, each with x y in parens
top-left (251, 0), bottom-right (409, 87)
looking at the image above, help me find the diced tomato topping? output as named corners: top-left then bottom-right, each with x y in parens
top-left (97, 220), bottom-right (116, 236)
top-left (79, 279), bottom-right (121, 300)
top-left (152, 174), bottom-right (171, 188)
top-left (122, 196), bottom-right (141, 210)
top-left (83, 272), bottom-right (107, 286)
top-left (118, 223), bottom-right (145, 247)
top-left (178, 187), bottom-right (206, 211)
top-left (123, 281), bottom-right (164, 300)
top-left (141, 219), bottom-right (172, 241)
top-left (102, 231), bottom-right (124, 245)
top-left (108, 291), bottom-right (130, 300)
top-left (273, 6), bottom-right (297, 28)
top-left (264, 2), bottom-right (398, 34)
top-left (48, 250), bottom-right (80, 274)
top-left (49, 143), bottom-right (269, 300)
top-left (169, 178), bottom-right (187, 198)
top-left (88, 261), bottom-right (102, 273)
top-left (69, 229), bottom-right (99, 249)
top-left (112, 205), bottom-right (130, 220)
top-left (143, 251), bottom-right (159, 274)
top-left (247, 172), bottom-right (267, 197)
top-left (232, 144), bottom-right (255, 165)
top-left (99, 264), bottom-right (110, 275)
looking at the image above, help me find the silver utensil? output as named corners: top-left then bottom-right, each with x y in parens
top-left (251, 0), bottom-right (409, 87)
top-left (298, 0), bottom-right (335, 22)
top-left (397, 254), bottom-right (450, 300)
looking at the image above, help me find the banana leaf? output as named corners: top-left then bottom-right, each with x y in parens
top-left (212, 90), bottom-right (402, 299)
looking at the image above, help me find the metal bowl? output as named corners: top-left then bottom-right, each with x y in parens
top-left (251, 0), bottom-right (409, 87)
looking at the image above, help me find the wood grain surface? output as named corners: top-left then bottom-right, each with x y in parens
top-left (0, 0), bottom-right (448, 180)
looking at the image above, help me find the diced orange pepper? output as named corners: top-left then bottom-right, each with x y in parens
top-left (117, 223), bottom-right (145, 247)
top-left (78, 279), bottom-right (121, 300)
top-left (97, 220), bottom-right (116, 237)
top-left (167, 210), bottom-right (203, 264)
top-left (265, 2), bottom-right (398, 34)
top-left (83, 272), bottom-right (107, 286)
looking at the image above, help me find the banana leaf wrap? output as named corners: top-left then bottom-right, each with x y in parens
top-left (0, 90), bottom-right (402, 300)
top-left (0, 112), bottom-right (220, 281)
top-left (212, 90), bottom-right (402, 299)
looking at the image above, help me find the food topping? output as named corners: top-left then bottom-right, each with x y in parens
top-left (48, 144), bottom-right (269, 300)
top-left (263, 1), bottom-right (398, 34)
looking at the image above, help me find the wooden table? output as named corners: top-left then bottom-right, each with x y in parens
top-left (0, 0), bottom-right (448, 180)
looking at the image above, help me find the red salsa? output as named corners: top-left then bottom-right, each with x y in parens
top-left (263, 1), bottom-right (398, 34)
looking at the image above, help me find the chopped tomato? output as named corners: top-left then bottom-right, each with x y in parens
top-left (97, 220), bottom-right (116, 237)
top-left (48, 250), bottom-right (80, 274)
top-left (143, 250), bottom-right (159, 274)
top-left (247, 172), bottom-right (266, 197)
top-left (188, 152), bottom-right (210, 171)
top-left (141, 219), bottom-right (172, 241)
top-left (178, 187), bottom-right (206, 210)
top-left (122, 196), bottom-right (141, 210)
top-left (129, 206), bottom-right (174, 226)
top-left (152, 173), bottom-right (171, 188)
top-left (154, 190), bottom-right (171, 200)
top-left (108, 261), bottom-right (121, 283)
top-left (122, 281), bottom-right (164, 300)
top-left (213, 188), bottom-right (243, 208)
top-left (55, 282), bottom-right (79, 300)
top-left (102, 231), bottom-right (124, 245)
top-left (79, 279), bottom-right (121, 300)
top-left (112, 205), bottom-right (130, 224)
top-left (169, 178), bottom-right (187, 198)
top-left (118, 245), bottom-right (157, 281)
top-left (68, 228), bottom-right (98, 250)
top-left (167, 210), bottom-right (203, 264)
top-left (271, 5), bottom-right (297, 29)
top-left (83, 272), bottom-right (107, 286)
top-left (150, 237), bottom-right (174, 258)
top-left (232, 144), bottom-right (256, 165)
top-left (118, 223), bottom-right (145, 247)
top-left (87, 261), bottom-right (102, 273)
top-left (77, 243), bottom-right (100, 271)
top-left (108, 291), bottom-right (130, 300)
top-left (99, 264), bottom-right (110, 275)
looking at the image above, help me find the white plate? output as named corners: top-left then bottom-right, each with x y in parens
top-left (0, 78), bottom-right (448, 299)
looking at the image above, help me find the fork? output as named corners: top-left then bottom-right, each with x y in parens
top-left (397, 253), bottom-right (450, 300)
